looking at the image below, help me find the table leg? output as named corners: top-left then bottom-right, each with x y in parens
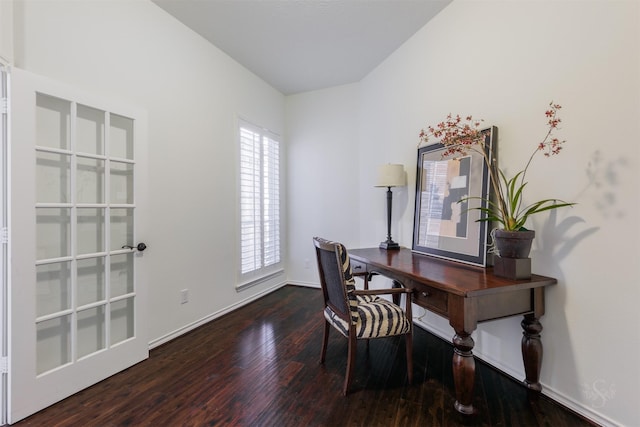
top-left (452, 331), bottom-right (475, 414)
top-left (521, 314), bottom-right (543, 392)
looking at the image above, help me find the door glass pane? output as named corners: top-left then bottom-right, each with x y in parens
top-left (36, 315), bottom-right (71, 375)
top-left (77, 257), bottom-right (105, 306)
top-left (36, 93), bottom-right (70, 150)
top-left (111, 297), bottom-right (134, 345)
top-left (36, 151), bottom-right (70, 203)
top-left (30, 89), bottom-right (141, 386)
top-left (110, 113), bottom-right (134, 160)
top-left (77, 306), bottom-right (106, 359)
top-left (36, 208), bottom-right (71, 260)
top-left (110, 253), bottom-right (133, 297)
top-left (36, 262), bottom-right (71, 317)
top-left (110, 208), bottom-right (133, 251)
top-left (76, 157), bottom-right (104, 204)
top-left (110, 161), bottom-right (133, 204)
top-left (77, 208), bottom-right (105, 255)
top-left (76, 104), bottom-right (105, 155)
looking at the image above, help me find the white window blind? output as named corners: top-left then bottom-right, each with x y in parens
top-left (239, 120), bottom-right (281, 279)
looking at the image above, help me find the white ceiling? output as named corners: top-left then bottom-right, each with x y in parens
top-left (152, 0), bottom-right (452, 95)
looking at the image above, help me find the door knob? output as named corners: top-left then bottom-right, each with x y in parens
top-left (122, 243), bottom-right (147, 252)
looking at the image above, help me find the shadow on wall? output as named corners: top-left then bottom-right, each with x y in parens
top-left (531, 210), bottom-right (598, 414)
top-left (582, 150), bottom-right (631, 220)
top-left (529, 147), bottom-right (635, 418)
top-left (535, 147), bottom-right (630, 266)
top-left (537, 213), bottom-right (599, 264)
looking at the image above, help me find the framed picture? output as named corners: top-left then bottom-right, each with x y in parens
top-left (412, 126), bottom-right (497, 266)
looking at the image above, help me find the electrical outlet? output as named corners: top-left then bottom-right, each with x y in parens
top-left (180, 289), bottom-right (189, 304)
top-left (304, 258), bottom-right (310, 269)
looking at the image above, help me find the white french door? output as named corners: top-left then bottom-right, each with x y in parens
top-left (8, 68), bottom-right (149, 423)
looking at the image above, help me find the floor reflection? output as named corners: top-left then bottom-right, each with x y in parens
top-left (239, 320), bottom-right (276, 364)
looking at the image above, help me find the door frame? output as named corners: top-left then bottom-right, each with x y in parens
top-left (0, 61), bottom-right (9, 427)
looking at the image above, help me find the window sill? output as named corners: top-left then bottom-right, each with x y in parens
top-left (236, 268), bottom-right (285, 292)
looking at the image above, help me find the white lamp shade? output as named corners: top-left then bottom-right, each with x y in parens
top-left (375, 164), bottom-right (406, 187)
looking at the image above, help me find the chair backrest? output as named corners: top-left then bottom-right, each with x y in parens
top-left (313, 237), bottom-right (357, 324)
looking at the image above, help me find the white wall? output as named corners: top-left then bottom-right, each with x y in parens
top-left (0, 0), bottom-right (13, 63)
top-left (285, 83), bottom-right (362, 283)
top-left (286, 82), bottom-right (411, 284)
top-left (12, 0), bottom-right (286, 344)
top-left (288, 1), bottom-right (640, 426)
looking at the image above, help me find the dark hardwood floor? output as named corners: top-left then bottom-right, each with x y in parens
top-left (14, 285), bottom-right (595, 426)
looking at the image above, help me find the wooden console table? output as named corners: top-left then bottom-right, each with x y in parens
top-left (348, 247), bottom-right (557, 415)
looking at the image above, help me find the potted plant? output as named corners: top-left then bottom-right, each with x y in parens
top-left (418, 102), bottom-right (575, 273)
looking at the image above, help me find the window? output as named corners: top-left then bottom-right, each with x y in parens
top-left (238, 119), bottom-right (281, 283)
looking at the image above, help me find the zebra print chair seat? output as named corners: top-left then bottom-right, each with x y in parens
top-left (313, 237), bottom-right (414, 395)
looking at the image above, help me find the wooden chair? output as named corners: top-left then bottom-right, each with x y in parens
top-left (313, 237), bottom-right (413, 395)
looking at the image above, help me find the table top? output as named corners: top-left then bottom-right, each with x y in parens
top-left (348, 247), bottom-right (557, 298)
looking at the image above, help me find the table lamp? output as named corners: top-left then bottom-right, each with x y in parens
top-left (375, 163), bottom-right (406, 250)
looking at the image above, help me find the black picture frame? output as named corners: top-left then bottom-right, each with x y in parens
top-left (412, 126), bottom-right (497, 266)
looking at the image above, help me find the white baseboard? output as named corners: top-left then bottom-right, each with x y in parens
top-left (147, 281), bottom-right (287, 350)
top-left (285, 280), bottom-right (319, 288)
top-left (542, 386), bottom-right (618, 427)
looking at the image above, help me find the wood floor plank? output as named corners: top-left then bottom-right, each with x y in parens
top-left (13, 285), bottom-right (596, 427)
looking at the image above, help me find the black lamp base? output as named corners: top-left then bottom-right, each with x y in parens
top-left (380, 186), bottom-right (401, 250)
top-left (379, 240), bottom-right (400, 250)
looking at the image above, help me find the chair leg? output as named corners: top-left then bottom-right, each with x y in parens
top-left (343, 333), bottom-right (357, 395)
top-left (406, 331), bottom-right (413, 385)
top-left (320, 320), bottom-right (330, 364)
top-left (403, 289), bottom-right (414, 384)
